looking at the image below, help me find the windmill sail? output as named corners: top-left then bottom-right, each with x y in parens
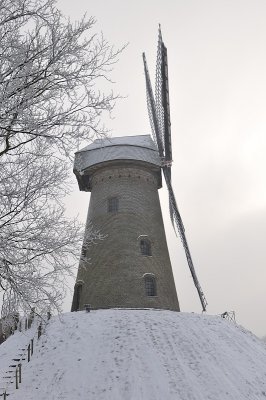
top-left (143, 26), bottom-right (207, 312)
top-left (163, 170), bottom-right (207, 311)
top-left (156, 25), bottom-right (172, 164)
top-left (143, 53), bottom-right (164, 157)
top-left (155, 26), bottom-right (175, 228)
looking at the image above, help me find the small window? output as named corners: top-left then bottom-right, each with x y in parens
top-left (71, 282), bottom-right (83, 311)
top-left (81, 246), bottom-right (86, 258)
top-left (145, 275), bottom-right (156, 296)
top-left (140, 239), bottom-right (151, 256)
top-left (108, 197), bottom-right (119, 213)
top-left (76, 284), bottom-right (82, 309)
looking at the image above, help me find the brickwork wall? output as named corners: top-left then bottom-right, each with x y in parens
top-left (73, 162), bottom-right (180, 311)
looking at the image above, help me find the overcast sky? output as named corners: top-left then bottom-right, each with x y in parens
top-left (57, 0), bottom-right (266, 337)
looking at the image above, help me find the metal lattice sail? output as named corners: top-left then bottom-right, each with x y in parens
top-left (143, 26), bottom-right (207, 312)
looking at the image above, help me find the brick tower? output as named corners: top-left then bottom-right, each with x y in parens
top-left (71, 135), bottom-right (180, 312)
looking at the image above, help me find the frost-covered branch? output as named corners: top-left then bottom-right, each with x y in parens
top-left (0, 0), bottom-right (122, 317)
top-left (0, 0), bottom-right (124, 157)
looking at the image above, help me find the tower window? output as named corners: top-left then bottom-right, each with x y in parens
top-left (81, 246), bottom-right (86, 258)
top-left (144, 275), bottom-right (156, 296)
top-left (108, 197), bottom-right (119, 213)
top-left (140, 239), bottom-right (151, 256)
top-left (76, 284), bottom-right (82, 309)
top-left (71, 282), bottom-right (83, 311)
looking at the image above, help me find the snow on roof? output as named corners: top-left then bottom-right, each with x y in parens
top-left (78, 134), bottom-right (157, 152)
top-left (2, 310), bottom-right (266, 400)
top-left (74, 134), bottom-right (161, 175)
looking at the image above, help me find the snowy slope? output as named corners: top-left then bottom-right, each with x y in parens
top-left (1, 309), bottom-right (266, 400)
top-left (0, 319), bottom-right (39, 383)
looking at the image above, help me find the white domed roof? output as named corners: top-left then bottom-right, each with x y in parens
top-left (74, 135), bottom-right (161, 172)
top-left (74, 135), bottom-right (161, 191)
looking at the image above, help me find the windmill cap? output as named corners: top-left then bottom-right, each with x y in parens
top-left (76, 134), bottom-right (158, 152)
top-left (74, 134), bottom-right (162, 191)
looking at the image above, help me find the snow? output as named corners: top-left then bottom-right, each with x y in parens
top-left (74, 135), bottom-right (161, 176)
top-left (78, 135), bottom-right (157, 152)
top-left (1, 309), bottom-right (266, 399)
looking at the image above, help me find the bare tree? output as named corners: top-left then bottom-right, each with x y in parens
top-left (0, 0), bottom-right (121, 317)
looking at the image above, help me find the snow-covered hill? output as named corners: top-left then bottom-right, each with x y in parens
top-left (1, 309), bottom-right (266, 400)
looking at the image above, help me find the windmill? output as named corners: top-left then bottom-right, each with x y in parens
top-left (71, 132), bottom-right (181, 312)
top-left (142, 26), bottom-right (207, 312)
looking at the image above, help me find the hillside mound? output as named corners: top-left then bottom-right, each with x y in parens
top-left (1, 309), bottom-right (266, 399)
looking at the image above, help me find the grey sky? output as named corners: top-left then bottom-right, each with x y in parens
top-left (58, 0), bottom-right (266, 337)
